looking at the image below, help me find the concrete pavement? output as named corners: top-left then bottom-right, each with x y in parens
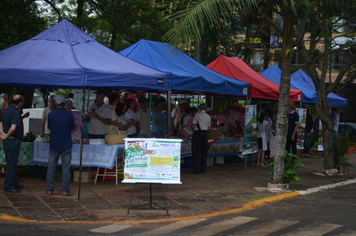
top-left (1, 152), bottom-right (356, 223)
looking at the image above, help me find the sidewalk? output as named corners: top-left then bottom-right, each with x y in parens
top-left (1, 152), bottom-right (356, 222)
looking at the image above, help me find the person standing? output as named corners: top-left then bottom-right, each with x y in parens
top-left (64, 100), bottom-right (81, 140)
top-left (257, 112), bottom-right (269, 167)
top-left (237, 105), bottom-right (246, 133)
top-left (115, 103), bottom-right (131, 134)
top-left (106, 93), bottom-right (120, 135)
top-left (302, 109), bottom-right (313, 157)
top-left (137, 97), bottom-right (163, 138)
top-left (41, 95), bottom-right (57, 137)
top-left (179, 106), bottom-right (193, 138)
top-left (264, 109), bottom-right (273, 162)
top-left (125, 91), bottom-right (140, 112)
top-left (229, 101), bottom-right (241, 129)
top-left (67, 93), bottom-right (75, 109)
top-left (286, 101), bottom-right (300, 155)
top-left (125, 99), bottom-right (140, 138)
top-left (258, 103), bottom-right (267, 118)
top-left (330, 107), bottom-right (339, 142)
top-left (86, 90), bottom-right (112, 139)
top-left (272, 108), bottom-right (278, 131)
top-left (0, 94), bottom-right (25, 193)
top-left (171, 99), bottom-right (187, 135)
top-left (46, 95), bottom-right (75, 196)
top-left (152, 97), bottom-right (168, 138)
top-left (191, 104), bottom-right (211, 174)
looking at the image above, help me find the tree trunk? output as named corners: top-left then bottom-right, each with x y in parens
top-left (322, 122), bottom-right (335, 169)
top-left (244, 21), bottom-right (251, 63)
top-left (77, 0), bottom-right (84, 19)
top-left (273, 5), bottom-right (294, 184)
top-left (315, 82), bottom-right (335, 170)
top-left (40, 88), bottom-right (49, 107)
top-left (262, 9), bottom-right (272, 70)
top-left (110, 27), bottom-right (117, 50)
top-left (295, 17), bottom-right (336, 170)
top-left (193, 40), bottom-right (201, 62)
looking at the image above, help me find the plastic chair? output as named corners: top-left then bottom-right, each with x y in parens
top-left (94, 149), bottom-right (124, 185)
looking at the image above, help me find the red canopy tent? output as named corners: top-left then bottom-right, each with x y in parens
top-left (207, 56), bottom-right (302, 102)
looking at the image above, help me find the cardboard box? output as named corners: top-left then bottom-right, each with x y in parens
top-left (73, 170), bottom-right (96, 183)
top-left (208, 130), bottom-right (219, 140)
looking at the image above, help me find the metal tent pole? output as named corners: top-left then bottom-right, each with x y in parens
top-left (76, 87), bottom-right (86, 200)
top-left (167, 89), bottom-right (171, 138)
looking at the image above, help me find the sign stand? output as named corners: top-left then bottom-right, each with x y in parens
top-left (127, 183), bottom-right (168, 214)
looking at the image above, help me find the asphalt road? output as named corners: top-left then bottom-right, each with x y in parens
top-left (1, 183), bottom-right (356, 235)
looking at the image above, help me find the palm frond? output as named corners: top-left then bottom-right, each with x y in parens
top-left (162, 0), bottom-right (258, 46)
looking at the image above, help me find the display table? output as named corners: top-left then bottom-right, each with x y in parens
top-left (0, 142), bottom-right (34, 166)
top-left (181, 139), bottom-right (192, 157)
top-left (208, 139), bottom-right (242, 157)
top-left (180, 138), bottom-right (242, 158)
top-left (32, 142), bottom-right (124, 169)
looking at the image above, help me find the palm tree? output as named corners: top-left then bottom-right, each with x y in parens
top-left (163, 0), bottom-right (310, 184)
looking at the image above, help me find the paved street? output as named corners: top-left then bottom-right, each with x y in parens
top-left (1, 183), bottom-right (356, 235)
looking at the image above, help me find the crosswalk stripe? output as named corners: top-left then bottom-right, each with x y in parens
top-left (136, 218), bottom-right (207, 236)
top-left (187, 216), bottom-right (257, 236)
top-left (281, 223), bottom-right (343, 236)
top-left (90, 224), bottom-right (132, 233)
top-left (232, 220), bottom-right (299, 236)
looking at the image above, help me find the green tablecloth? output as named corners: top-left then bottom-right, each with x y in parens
top-left (0, 142), bottom-right (33, 166)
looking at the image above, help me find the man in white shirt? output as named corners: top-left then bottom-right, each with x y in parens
top-left (86, 90), bottom-right (112, 139)
top-left (191, 103), bottom-right (211, 174)
top-left (41, 95), bottom-right (57, 137)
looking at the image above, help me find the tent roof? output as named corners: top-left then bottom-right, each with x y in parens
top-left (260, 65), bottom-right (318, 104)
top-left (0, 20), bottom-right (169, 91)
top-left (119, 39), bottom-right (249, 97)
top-left (292, 69), bottom-right (348, 107)
top-left (206, 56), bottom-right (302, 102)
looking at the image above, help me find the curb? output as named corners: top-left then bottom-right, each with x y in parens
top-left (1, 178), bottom-right (355, 224)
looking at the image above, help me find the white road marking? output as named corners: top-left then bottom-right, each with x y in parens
top-left (187, 216), bottom-right (257, 236)
top-left (232, 219), bottom-right (299, 236)
top-left (90, 224), bottom-right (132, 233)
top-left (299, 178), bottom-right (356, 195)
top-left (281, 223), bottom-right (343, 236)
top-left (136, 218), bottom-right (206, 236)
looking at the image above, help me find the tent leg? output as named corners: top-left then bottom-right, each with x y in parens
top-left (167, 89), bottom-right (171, 138)
top-left (76, 87), bottom-right (86, 200)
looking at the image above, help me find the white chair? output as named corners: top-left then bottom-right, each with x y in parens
top-left (94, 149), bottom-right (124, 185)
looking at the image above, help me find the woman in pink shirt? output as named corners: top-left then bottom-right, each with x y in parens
top-left (215, 108), bottom-right (234, 125)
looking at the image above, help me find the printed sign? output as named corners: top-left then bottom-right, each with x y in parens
top-left (241, 105), bottom-right (258, 154)
top-left (122, 138), bottom-right (182, 184)
top-left (190, 95), bottom-right (206, 107)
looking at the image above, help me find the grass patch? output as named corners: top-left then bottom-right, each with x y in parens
top-left (250, 195), bottom-right (268, 201)
top-left (225, 195), bottom-right (249, 202)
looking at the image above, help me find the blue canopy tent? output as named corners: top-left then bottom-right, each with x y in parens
top-left (120, 39), bottom-right (249, 97)
top-left (0, 20), bottom-right (171, 199)
top-left (292, 69), bottom-right (348, 107)
top-left (260, 65), bottom-right (318, 104)
top-left (0, 20), bottom-right (169, 91)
